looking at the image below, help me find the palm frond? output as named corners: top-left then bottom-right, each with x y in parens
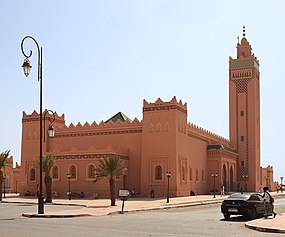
top-left (42, 154), bottom-right (55, 175)
top-left (0, 150), bottom-right (11, 170)
top-left (36, 153), bottom-right (55, 175)
top-left (95, 155), bottom-right (127, 180)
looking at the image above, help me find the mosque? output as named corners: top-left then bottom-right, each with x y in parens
top-left (3, 28), bottom-right (275, 198)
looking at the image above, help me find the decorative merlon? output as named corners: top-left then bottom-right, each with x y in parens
top-left (143, 96), bottom-right (187, 114)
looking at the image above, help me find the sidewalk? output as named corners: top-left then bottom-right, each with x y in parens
top-left (3, 194), bottom-right (227, 217)
top-left (2, 192), bottom-right (285, 234)
top-left (245, 213), bottom-right (285, 234)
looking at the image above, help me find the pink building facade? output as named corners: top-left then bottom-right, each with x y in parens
top-left (19, 97), bottom-right (238, 198)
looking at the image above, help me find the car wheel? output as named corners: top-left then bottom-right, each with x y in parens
top-left (248, 208), bottom-right (257, 219)
top-left (223, 213), bottom-right (231, 219)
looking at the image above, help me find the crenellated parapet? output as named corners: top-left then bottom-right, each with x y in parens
top-left (60, 117), bottom-right (141, 130)
top-left (22, 110), bottom-right (65, 125)
top-left (55, 117), bottom-right (142, 138)
top-left (187, 122), bottom-right (230, 145)
top-left (143, 96), bottom-right (187, 115)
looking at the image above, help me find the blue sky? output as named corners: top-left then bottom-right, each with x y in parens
top-left (1, 0), bottom-right (284, 181)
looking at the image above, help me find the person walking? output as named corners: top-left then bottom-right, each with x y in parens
top-left (36, 184), bottom-right (39, 197)
top-left (220, 185), bottom-right (225, 196)
top-left (263, 187), bottom-right (276, 218)
top-left (150, 185), bottom-right (155, 198)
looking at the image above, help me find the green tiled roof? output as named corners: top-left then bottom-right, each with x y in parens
top-left (229, 59), bottom-right (259, 70)
top-left (105, 112), bottom-right (131, 123)
top-left (207, 144), bottom-right (238, 154)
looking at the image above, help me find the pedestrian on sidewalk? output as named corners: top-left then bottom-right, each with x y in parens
top-left (150, 185), bottom-right (155, 198)
top-left (36, 184), bottom-right (39, 197)
top-left (220, 185), bottom-right (225, 196)
top-left (263, 186), bottom-right (276, 218)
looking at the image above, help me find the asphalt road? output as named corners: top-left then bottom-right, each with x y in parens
top-left (1, 196), bottom-right (285, 237)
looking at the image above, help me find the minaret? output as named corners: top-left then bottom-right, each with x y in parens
top-left (229, 26), bottom-right (260, 192)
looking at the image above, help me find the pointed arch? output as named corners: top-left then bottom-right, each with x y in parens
top-left (30, 168), bottom-right (36, 182)
top-left (68, 164), bottom-right (77, 179)
top-left (87, 163), bottom-right (96, 179)
top-left (52, 165), bottom-right (59, 180)
top-left (155, 165), bottom-right (162, 180)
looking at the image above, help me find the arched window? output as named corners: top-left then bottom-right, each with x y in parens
top-left (155, 165), bottom-right (162, 180)
top-left (70, 165), bottom-right (77, 179)
top-left (88, 164), bottom-right (96, 179)
top-left (52, 166), bottom-right (59, 179)
top-left (30, 168), bottom-right (36, 181)
top-left (190, 168), bottom-right (193, 181)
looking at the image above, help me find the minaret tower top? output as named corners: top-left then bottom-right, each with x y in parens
top-left (230, 26), bottom-right (259, 72)
top-left (236, 26), bottom-right (254, 60)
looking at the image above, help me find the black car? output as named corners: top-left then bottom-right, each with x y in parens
top-left (221, 192), bottom-right (265, 219)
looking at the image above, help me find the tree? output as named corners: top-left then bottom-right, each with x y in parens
top-left (0, 150), bottom-right (11, 201)
top-left (94, 155), bottom-right (127, 206)
top-left (37, 154), bottom-right (54, 203)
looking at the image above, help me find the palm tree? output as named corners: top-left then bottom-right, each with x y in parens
top-left (94, 155), bottom-right (127, 206)
top-left (0, 150), bottom-right (11, 201)
top-left (37, 154), bottom-right (54, 203)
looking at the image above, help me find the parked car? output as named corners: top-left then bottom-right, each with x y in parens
top-left (221, 192), bottom-right (265, 219)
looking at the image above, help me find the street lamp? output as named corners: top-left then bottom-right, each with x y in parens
top-left (166, 171), bottom-right (171, 203)
top-left (21, 36), bottom-right (44, 214)
top-left (281, 177), bottom-right (283, 193)
top-left (15, 178), bottom-right (18, 194)
top-left (211, 173), bottom-right (218, 198)
top-left (43, 109), bottom-right (55, 142)
top-left (67, 173), bottom-right (72, 200)
top-left (3, 174), bottom-right (6, 198)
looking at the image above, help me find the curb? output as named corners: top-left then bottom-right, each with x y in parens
top-left (22, 213), bottom-right (92, 218)
top-left (109, 199), bottom-right (224, 215)
top-left (1, 200), bottom-right (88, 208)
top-left (245, 223), bottom-right (285, 234)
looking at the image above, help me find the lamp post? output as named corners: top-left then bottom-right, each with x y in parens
top-left (67, 173), bottom-right (72, 200)
top-left (281, 177), bottom-right (283, 193)
top-left (3, 174), bottom-right (6, 198)
top-left (166, 171), bottom-right (171, 203)
top-left (15, 178), bottom-right (18, 194)
top-left (21, 36), bottom-right (44, 214)
top-left (211, 173), bottom-right (218, 198)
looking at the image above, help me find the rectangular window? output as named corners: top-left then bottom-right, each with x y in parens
top-left (241, 161), bottom-right (244, 166)
top-left (240, 111), bottom-right (244, 116)
top-left (241, 136), bottom-right (244, 141)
